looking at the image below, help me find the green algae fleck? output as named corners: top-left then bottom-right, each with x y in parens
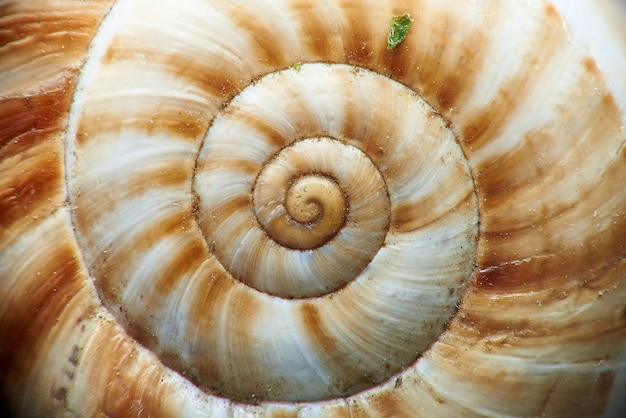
top-left (387, 13), bottom-right (413, 50)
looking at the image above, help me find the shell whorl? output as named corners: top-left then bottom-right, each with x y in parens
top-left (68, 59), bottom-right (478, 402)
top-left (1, 0), bottom-right (625, 416)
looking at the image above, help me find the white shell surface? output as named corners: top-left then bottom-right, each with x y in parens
top-left (0, 0), bottom-right (625, 416)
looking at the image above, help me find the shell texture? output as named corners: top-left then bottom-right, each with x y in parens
top-left (1, 0), bottom-right (626, 417)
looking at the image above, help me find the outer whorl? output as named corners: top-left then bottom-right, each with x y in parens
top-left (0, 0), bottom-right (625, 417)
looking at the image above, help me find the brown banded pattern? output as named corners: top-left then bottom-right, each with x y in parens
top-left (1, 0), bottom-right (625, 416)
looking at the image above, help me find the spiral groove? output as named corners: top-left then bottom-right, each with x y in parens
top-left (283, 174), bottom-right (346, 236)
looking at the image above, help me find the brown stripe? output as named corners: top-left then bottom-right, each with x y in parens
top-left (475, 78), bottom-right (622, 230)
top-left (77, 91), bottom-right (210, 146)
top-left (0, 2), bottom-right (112, 95)
top-left (267, 409), bottom-right (300, 418)
top-left (152, 235), bottom-right (207, 296)
top-left (227, 4), bottom-right (291, 69)
top-left (186, 276), bottom-right (264, 402)
top-left (473, 128), bottom-right (552, 212)
top-left (0, 236), bottom-right (87, 414)
top-left (328, 1), bottom-right (491, 116)
top-left (475, 140), bottom-right (625, 292)
top-left (301, 302), bottom-right (337, 355)
top-left (173, 58), bottom-right (244, 104)
top-left (381, 1), bottom-right (421, 80)
top-left (221, 288), bottom-right (263, 401)
top-left (104, 41), bottom-right (246, 106)
top-left (183, 261), bottom-right (234, 387)
top-left (463, 259), bottom-right (626, 341)
top-left (325, 402), bottom-right (370, 418)
top-left (227, 109), bottom-right (294, 149)
top-left (475, 209), bottom-right (626, 293)
top-left (73, 163), bottom-right (192, 240)
top-left (0, 81), bottom-right (72, 154)
top-left (338, 0), bottom-right (377, 65)
top-left (427, 28), bottom-right (487, 111)
top-left (289, 0), bottom-right (340, 60)
top-left (87, 207), bottom-right (196, 306)
top-left (436, 307), bottom-right (625, 416)
top-left (78, 324), bottom-right (174, 417)
top-left (198, 194), bottom-right (251, 242)
top-left (0, 140), bottom-right (64, 240)
top-left (368, 390), bottom-right (416, 417)
top-left (460, 5), bottom-right (565, 149)
top-left (341, 79), bottom-right (408, 154)
top-left (394, 7), bottom-right (490, 112)
top-left (390, 191), bottom-right (474, 233)
top-left (0, 4), bottom-right (110, 53)
top-left (199, 154), bottom-right (260, 177)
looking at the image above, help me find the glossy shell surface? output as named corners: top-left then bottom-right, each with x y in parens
top-left (1, 0), bottom-right (625, 416)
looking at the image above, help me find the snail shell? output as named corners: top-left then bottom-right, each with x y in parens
top-left (1, 0), bottom-right (625, 416)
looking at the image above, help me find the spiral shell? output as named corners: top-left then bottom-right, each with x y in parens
top-left (1, 0), bottom-right (625, 416)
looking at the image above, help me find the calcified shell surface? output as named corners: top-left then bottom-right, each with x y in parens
top-left (1, 0), bottom-right (625, 417)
